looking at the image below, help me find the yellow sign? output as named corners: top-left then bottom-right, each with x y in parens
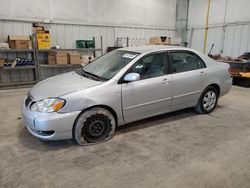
top-left (37, 32), bottom-right (51, 49)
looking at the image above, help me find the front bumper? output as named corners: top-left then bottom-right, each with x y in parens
top-left (21, 98), bottom-right (81, 140)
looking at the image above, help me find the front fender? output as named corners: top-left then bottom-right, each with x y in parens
top-left (57, 83), bottom-right (124, 125)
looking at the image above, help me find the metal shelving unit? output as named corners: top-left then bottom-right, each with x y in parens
top-left (2, 66), bottom-right (36, 70)
top-left (0, 46), bottom-right (37, 87)
top-left (0, 81), bottom-right (37, 87)
top-left (39, 64), bottom-right (82, 68)
top-left (38, 48), bottom-right (102, 52)
top-left (37, 36), bottom-right (103, 81)
top-left (0, 49), bottom-right (34, 53)
top-left (0, 35), bottom-right (103, 88)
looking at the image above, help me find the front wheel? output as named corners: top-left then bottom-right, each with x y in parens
top-left (195, 86), bottom-right (219, 114)
top-left (73, 107), bottom-right (116, 145)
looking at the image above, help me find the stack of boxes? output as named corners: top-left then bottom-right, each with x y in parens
top-left (37, 31), bottom-right (51, 49)
top-left (148, 36), bottom-right (182, 46)
top-left (48, 52), bottom-right (93, 65)
top-left (48, 52), bottom-right (67, 65)
top-left (48, 52), bottom-right (82, 65)
top-left (149, 36), bottom-right (171, 45)
top-left (32, 24), bottom-right (51, 49)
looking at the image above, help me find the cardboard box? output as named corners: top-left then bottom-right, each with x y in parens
top-left (32, 23), bottom-right (44, 33)
top-left (48, 52), bottom-right (67, 65)
top-left (8, 35), bottom-right (30, 49)
top-left (56, 53), bottom-right (67, 64)
top-left (0, 59), bottom-right (5, 67)
top-left (149, 36), bottom-right (171, 45)
top-left (32, 26), bottom-right (44, 34)
top-left (48, 53), bottom-right (56, 65)
top-left (37, 31), bottom-right (51, 49)
top-left (67, 53), bottom-right (81, 64)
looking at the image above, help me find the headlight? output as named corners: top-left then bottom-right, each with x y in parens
top-left (30, 98), bottom-right (65, 113)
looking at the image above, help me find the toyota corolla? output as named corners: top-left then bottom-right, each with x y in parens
top-left (22, 45), bottom-right (232, 145)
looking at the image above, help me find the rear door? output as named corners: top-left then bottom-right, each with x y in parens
top-left (168, 51), bottom-right (207, 111)
top-left (121, 52), bottom-right (173, 123)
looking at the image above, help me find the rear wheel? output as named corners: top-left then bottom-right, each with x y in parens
top-left (195, 86), bottom-right (218, 114)
top-left (73, 107), bottom-right (116, 145)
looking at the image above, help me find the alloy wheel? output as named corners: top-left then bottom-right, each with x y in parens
top-left (203, 90), bottom-right (217, 111)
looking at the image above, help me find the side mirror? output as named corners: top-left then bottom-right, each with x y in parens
top-left (124, 73), bottom-right (140, 82)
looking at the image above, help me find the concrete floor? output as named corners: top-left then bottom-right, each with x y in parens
top-left (0, 86), bottom-right (250, 188)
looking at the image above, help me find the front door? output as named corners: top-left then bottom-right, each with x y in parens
top-left (121, 52), bottom-right (172, 123)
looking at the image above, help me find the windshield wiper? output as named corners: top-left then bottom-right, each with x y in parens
top-left (75, 68), bottom-right (87, 78)
top-left (82, 70), bottom-right (108, 81)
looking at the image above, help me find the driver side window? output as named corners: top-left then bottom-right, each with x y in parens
top-left (129, 52), bottom-right (166, 80)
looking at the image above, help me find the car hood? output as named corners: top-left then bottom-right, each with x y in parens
top-left (30, 71), bottom-right (102, 100)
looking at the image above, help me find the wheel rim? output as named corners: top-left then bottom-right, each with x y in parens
top-left (203, 90), bottom-right (217, 111)
top-left (82, 114), bottom-right (111, 143)
top-left (87, 120), bottom-right (105, 137)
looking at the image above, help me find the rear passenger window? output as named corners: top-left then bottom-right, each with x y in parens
top-left (169, 52), bottom-right (206, 73)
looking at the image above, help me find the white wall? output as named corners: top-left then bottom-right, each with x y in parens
top-left (0, 0), bottom-right (177, 52)
top-left (188, 0), bottom-right (250, 57)
top-left (0, 0), bottom-right (176, 28)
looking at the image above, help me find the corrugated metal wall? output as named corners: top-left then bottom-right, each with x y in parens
top-left (0, 20), bottom-right (175, 54)
top-left (188, 24), bottom-right (250, 57)
top-left (187, 0), bottom-right (250, 57)
top-left (223, 24), bottom-right (250, 57)
top-left (175, 0), bottom-right (188, 43)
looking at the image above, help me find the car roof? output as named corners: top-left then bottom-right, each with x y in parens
top-left (116, 45), bottom-right (215, 68)
top-left (117, 45), bottom-right (190, 53)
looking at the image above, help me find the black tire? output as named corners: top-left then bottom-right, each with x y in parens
top-left (73, 107), bottom-right (116, 145)
top-left (195, 86), bottom-right (219, 114)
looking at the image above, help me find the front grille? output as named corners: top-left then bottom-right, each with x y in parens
top-left (25, 93), bottom-right (33, 107)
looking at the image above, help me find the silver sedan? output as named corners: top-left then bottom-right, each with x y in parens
top-left (22, 45), bottom-right (232, 145)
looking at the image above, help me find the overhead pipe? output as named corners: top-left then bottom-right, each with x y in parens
top-left (203, 0), bottom-right (211, 54)
top-left (185, 0), bottom-right (190, 47)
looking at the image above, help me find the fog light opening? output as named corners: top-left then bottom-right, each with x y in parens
top-left (37, 130), bottom-right (55, 136)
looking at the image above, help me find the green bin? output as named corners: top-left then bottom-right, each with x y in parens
top-left (76, 40), bottom-right (95, 48)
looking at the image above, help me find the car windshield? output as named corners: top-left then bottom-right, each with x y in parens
top-left (81, 50), bottom-right (139, 80)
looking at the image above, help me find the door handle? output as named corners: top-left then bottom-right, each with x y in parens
top-left (200, 71), bottom-right (206, 76)
top-left (161, 78), bottom-right (171, 84)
